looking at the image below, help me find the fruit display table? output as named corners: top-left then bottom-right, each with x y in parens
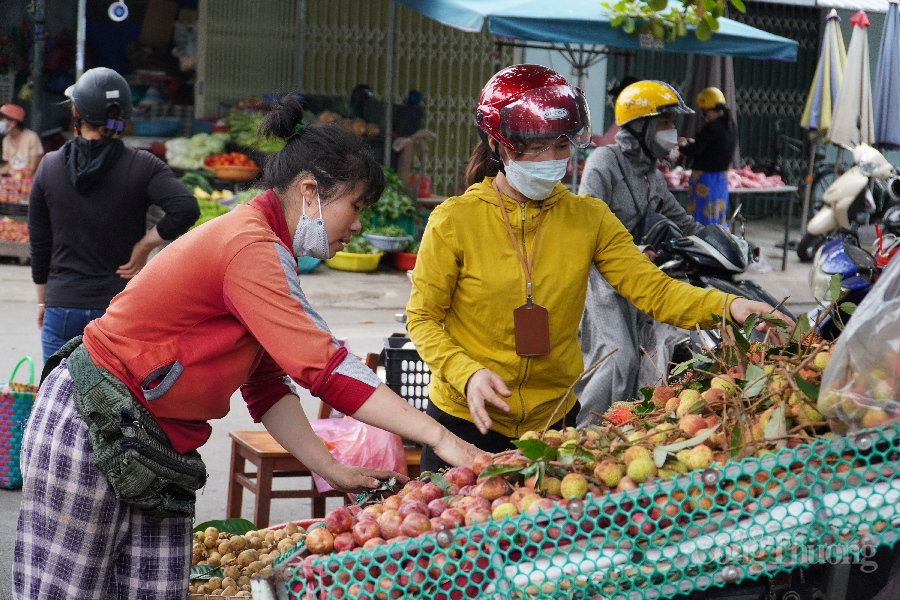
top-left (248, 423), bottom-right (900, 600)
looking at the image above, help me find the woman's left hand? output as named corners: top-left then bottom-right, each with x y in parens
top-left (324, 465), bottom-right (409, 494)
top-left (729, 298), bottom-right (795, 345)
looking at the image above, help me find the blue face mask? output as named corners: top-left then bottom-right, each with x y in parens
top-left (292, 185), bottom-right (331, 260)
top-left (0, 122), bottom-right (8, 135)
top-left (505, 157), bottom-right (568, 200)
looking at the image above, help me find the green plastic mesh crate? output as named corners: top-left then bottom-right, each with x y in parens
top-left (277, 424), bottom-right (900, 599)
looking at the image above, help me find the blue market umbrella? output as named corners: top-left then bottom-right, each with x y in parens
top-left (392, 0), bottom-right (799, 60)
top-left (873, 0), bottom-right (900, 149)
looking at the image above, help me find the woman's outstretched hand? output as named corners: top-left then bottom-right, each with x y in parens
top-left (729, 298), bottom-right (795, 345)
top-left (466, 368), bottom-right (512, 435)
top-left (324, 465), bottom-right (408, 494)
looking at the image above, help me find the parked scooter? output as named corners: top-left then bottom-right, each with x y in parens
top-left (806, 207), bottom-right (900, 339)
top-left (655, 222), bottom-right (795, 357)
top-left (797, 143), bottom-right (900, 262)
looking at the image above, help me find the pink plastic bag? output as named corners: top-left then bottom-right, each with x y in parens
top-left (309, 416), bottom-right (407, 493)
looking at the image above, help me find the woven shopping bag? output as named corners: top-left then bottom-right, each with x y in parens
top-left (0, 357), bottom-right (38, 489)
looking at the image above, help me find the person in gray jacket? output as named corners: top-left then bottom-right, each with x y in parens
top-left (576, 80), bottom-right (702, 426)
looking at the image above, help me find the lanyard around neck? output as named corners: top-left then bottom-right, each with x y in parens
top-left (492, 181), bottom-right (548, 307)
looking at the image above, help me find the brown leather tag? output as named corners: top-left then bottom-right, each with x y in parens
top-left (513, 303), bottom-right (550, 357)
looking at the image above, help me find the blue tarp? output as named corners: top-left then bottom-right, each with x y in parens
top-left (393, 0), bottom-right (799, 61)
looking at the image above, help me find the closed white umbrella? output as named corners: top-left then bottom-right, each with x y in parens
top-left (828, 11), bottom-right (874, 146)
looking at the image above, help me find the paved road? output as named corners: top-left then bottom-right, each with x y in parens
top-left (0, 216), bottom-right (818, 596)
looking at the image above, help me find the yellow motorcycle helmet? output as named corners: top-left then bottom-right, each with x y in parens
top-left (696, 87), bottom-right (727, 110)
top-left (614, 80), bottom-right (693, 126)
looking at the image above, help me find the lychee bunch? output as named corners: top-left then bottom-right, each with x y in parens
top-left (605, 401), bottom-right (636, 425)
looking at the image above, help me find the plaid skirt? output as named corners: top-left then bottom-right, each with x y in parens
top-left (13, 361), bottom-right (192, 600)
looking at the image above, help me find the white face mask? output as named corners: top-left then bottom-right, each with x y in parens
top-left (651, 128), bottom-right (679, 158)
top-left (292, 184), bottom-right (331, 260)
top-left (0, 122), bottom-right (8, 135)
top-left (505, 157), bottom-right (568, 200)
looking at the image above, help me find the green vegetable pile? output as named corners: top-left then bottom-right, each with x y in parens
top-left (224, 109), bottom-right (285, 153)
top-left (366, 224), bottom-right (410, 238)
top-left (342, 233), bottom-right (380, 255)
top-left (191, 199), bottom-right (231, 231)
top-left (366, 166), bottom-right (418, 220)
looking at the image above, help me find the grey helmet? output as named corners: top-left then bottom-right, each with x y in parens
top-left (64, 67), bottom-right (132, 130)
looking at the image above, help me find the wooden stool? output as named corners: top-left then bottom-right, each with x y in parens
top-left (226, 429), bottom-right (346, 528)
top-left (226, 353), bottom-right (420, 527)
top-left (405, 446), bottom-right (422, 480)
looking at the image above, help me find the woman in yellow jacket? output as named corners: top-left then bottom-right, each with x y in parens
top-left (407, 65), bottom-right (792, 471)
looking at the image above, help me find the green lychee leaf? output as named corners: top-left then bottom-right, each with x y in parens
top-left (648, 0), bottom-right (669, 10)
top-left (830, 273), bottom-right (843, 302)
top-left (742, 313), bottom-right (759, 339)
top-left (426, 471), bottom-right (450, 494)
top-left (190, 564), bottom-right (224, 581)
top-left (546, 465), bottom-right (567, 479)
top-left (479, 463), bottom-right (526, 479)
top-left (743, 364), bottom-right (766, 397)
top-left (192, 518), bottom-right (256, 534)
top-left (794, 374), bottom-right (819, 401)
top-left (730, 0), bottom-right (746, 12)
top-left (671, 350), bottom-right (713, 376)
top-left (623, 17), bottom-right (636, 33)
top-left (839, 302), bottom-right (856, 315)
top-left (729, 425), bottom-right (743, 457)
top-left (652, 424), bottom-right (720, 467)
top-left (792, 313), bottom-right (812, 340)
top-left (758, 313), bottom-right (791, 335)
top-left (557, 447), bottom-right (575, 465)
top-left (513, 439), bottom-right (552, 461)
top-left (574, 448), bottom-right (596, 463)
top-left (519, 461), bottom-right (539, 478)
top-left (639, 385), bottom-right (654, 403)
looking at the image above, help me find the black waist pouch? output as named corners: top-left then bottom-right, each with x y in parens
top-left (44, 336), bottom-right (207, 520)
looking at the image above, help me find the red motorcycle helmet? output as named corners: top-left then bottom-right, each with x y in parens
top-left (475, 64), bottom-right (591, 154)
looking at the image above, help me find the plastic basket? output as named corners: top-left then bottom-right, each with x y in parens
top-left (0, 357), bottom-right (37, 489)
top-left (370, 214), bottom-right (417, 239)
top-left (325, 251), bottom-right (383, 272)
top-left (392, 251), bottom-right (417, 271)
top-left (296, 256), bottom-right (321, 274)
top-left (364, 233), bottom-right (410, 253)
top-left (384, 335), bottom-right (430, 412)
top-left (280, 424), bottom-right (900, 599)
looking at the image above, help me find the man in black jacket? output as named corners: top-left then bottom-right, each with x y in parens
top-left (28, 68), bottom-right (199, 362)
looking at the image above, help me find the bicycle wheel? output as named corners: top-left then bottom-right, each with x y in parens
top-left (810, 168), bottom-right (835, 211)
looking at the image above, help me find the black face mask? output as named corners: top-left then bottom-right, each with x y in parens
top-left (63, 136), bottom-right (125, 195)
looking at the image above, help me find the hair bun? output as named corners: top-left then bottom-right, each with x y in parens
top-left (258, 95), bottom-right (305, 141)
